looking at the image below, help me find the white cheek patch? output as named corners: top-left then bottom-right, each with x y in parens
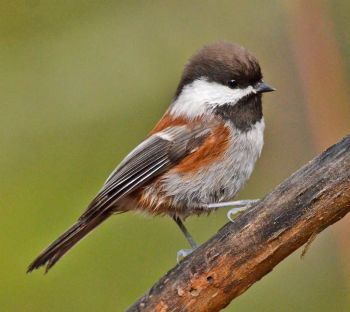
top-left (169, 78), bottom-right (254, 119)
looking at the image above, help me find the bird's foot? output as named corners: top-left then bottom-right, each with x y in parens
top-left (173, 216), bottom-right (198, 263)
top-left (224, 199), bottom-right (260, 222)
top-left (176, 248), bottom-right (196, 263)
top-left (227, 206), bottom-right (250, 222)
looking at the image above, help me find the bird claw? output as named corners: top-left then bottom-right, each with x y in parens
top-left (227, 200), bottom-right (260, 222)
top-left (227, 206), bottom-right (249, 222)
top-left (176, 248), bottom-right (195, 263)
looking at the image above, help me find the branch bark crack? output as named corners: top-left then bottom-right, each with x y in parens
top-left (127, 134), bottom-right (350, 312)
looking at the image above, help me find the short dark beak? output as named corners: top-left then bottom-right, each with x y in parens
top-left (255, 81), bottom-right (276, 94)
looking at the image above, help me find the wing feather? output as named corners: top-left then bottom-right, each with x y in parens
top-left (27, 123), bottom-right (214, 272)
top-left (79, 125), bottom-right (210, 221)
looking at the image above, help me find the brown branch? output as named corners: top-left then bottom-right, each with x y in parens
top-left (127, 134), bottom-right (350, 312)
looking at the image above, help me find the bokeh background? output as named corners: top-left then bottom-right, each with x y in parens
top-left (1, 1), bottom-right (350, 311)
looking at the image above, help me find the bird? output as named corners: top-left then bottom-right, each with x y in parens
top-left (27, 42), bottom-right (275, 273)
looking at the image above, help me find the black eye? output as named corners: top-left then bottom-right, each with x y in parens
top-left (227, 79), bottom-right (237, 88)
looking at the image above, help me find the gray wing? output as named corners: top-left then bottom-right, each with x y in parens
top-left (79, 125), bottom-right (210, 221)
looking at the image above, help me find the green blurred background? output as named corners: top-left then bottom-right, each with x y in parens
top-left (1, 1), bottom-right (350, 311)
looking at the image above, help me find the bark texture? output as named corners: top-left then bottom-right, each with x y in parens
top-left (128, 134), bottom-right (350, 312)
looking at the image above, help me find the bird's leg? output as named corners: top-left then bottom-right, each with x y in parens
top-left (173, 216), bottom-right (198, 263)
top-left (173, 200), bottom-right (260, 262)
top-left (206, 199), bottom-right (260, 222)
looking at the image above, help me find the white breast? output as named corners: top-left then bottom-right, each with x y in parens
top-left (162, 119), bottom-right (265, 211)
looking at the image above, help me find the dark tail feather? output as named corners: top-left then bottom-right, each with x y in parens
top-left (27, 213), bottom-right (110, 273)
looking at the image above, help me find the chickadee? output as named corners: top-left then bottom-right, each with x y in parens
top-left (28, 42), bottom-right (275, 272)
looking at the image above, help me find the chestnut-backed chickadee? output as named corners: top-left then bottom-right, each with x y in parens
top-left (28, 42), bottom-right (275, 272)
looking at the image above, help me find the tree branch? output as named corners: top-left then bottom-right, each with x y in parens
top-left (127, 134), bottom-right (350, 312)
